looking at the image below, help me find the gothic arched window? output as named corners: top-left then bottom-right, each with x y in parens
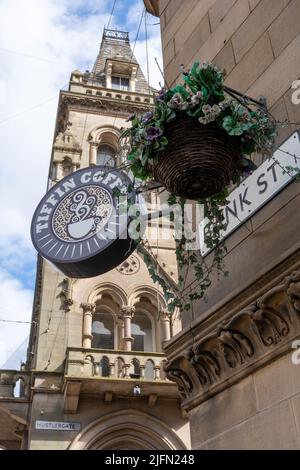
top-left (131, 312), bottom-right (153, 352)
top-left (92, 312), bottom-right (115, 349)
top-left (97, 144), bottom-right (116, 167)
top-left (62, 157), bottom-right (73, 178)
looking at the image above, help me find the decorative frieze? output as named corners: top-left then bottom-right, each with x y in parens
top-left (165, 269), bottom-right (300, 410)
top-left (56, 93), bottom-right (152, 136)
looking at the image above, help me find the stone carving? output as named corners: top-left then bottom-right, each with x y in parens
top-left (80, 303), bottom-right (96, 314)
top-left (165, 268), bottom-right (300, 408)
top-left (250, 302), bottom-right (289, 346)
top-left (218, 328), bottom-right (254, 368)
top-left (285, 270), bottom-right (300, 312)
top-left (120, 306), bottom-right (135, 319)
top-left (57, 95), bottom-right (151, 137)
top-left (191, 349), bottom-right (220, 386)
top-left (59, 278), bottom-right (74, 312)
top-left (116, 255), bottom-right (140, 275)
top-left (166, 368), bottom-right (193, 399)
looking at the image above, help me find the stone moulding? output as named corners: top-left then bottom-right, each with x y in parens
top-left (56, 93), bottom-right (152, 137)
top-left (165, 269), bottom-right (300, 411)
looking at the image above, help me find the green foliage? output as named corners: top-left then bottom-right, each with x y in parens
top-left (122, 59), bottom-right (278, 182)
top-left (120, 59), bottom-right (281, 314)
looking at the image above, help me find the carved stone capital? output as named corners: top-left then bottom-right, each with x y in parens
top-left (80, 303), bottom-right (96, 314)
top-left (120, 306), bottom-right (135, 319)
top-left (160, 309), bottom-right (171, 321)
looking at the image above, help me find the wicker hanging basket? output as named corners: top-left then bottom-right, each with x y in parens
top-left (148, 114), bottom-right (242, 200)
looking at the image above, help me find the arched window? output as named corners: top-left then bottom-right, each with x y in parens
top-left (130, 358), bottom-right (140, 378)
top-left (131, 312), bottom-right (153, 352)
top-left (62, 157), bottom-right (73, 177)
top-left (97, 144), bottom-right (116, 167)
top-left (92, 312), bottom-right (114, 349)
top-left (100, 356), bottom-right (110, 377)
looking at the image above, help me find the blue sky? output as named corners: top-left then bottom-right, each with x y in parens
top-left (0, 0), bottom-right (162, 367)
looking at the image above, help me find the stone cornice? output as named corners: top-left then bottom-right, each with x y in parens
top-left (60, 92), bottom-right (152, 115)
top-left (56, 92), bottom-right (152, 136)
top-left (166, 244), bottom-right (300, 356)
top-left (165, 264), bottom-right (300, 411)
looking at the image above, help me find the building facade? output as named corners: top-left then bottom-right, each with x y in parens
top-left (144, 0), bottom-right (300, 449)
top-left (0, 28), bottom-right (190, 450)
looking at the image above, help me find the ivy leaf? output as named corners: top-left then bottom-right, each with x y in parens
top-left (159, 136), bottom-right (168, 146)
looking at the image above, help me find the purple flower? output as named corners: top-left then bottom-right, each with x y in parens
top-left (141, 111), bottom-right (153, 123)
top-left (242, 168), bottom-right (253, 177)
top-left (145, 126), bottom-right (163, 141)
top-left (155, 89), bottom-right (166, 102)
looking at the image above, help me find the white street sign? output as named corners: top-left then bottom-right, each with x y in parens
top-left (35, 420), bottom-right (81, 431)
top-left (199, 131), bottom-right (300, 255)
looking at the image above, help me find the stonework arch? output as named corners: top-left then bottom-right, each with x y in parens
top-left (88, 125), bottom-right (122, 166)
top-left (68, 410), bottom-right (187, 450)
top-left (128, 285), bottom-right (166, 310)
top-left (88, 124), bottom-right (121, 144)
top-left (87, 282), bottom-right (128, 307)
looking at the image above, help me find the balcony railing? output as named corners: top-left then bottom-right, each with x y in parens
top-left (65, 347), bottom-right (168, 381)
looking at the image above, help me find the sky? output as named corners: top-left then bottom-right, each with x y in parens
top-left (0, 0), bottom-right (163, 368)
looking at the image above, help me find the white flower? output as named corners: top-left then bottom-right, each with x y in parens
top-left (211, 104), bottom-right (221, 116)
top-left (168, 92), bottom-right (188, 110)
top-left (202, 104), bottom-right (212, 114)
top-left (199, 116), bottom-right (210, 125)
top-left (190, 91), bottom-right (203, 106)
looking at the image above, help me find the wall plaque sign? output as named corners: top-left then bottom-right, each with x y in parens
top-left (35, 420), bottom-right (81, 431)
top-left (31, 166), bottom-right (136, 278)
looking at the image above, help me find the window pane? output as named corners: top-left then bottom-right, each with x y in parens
top-left (132, 312), bottom-right (153, 352)
top-left (111, 76), bottom-right (120, 89)
top-left (92, 313), bottom-right (114, 349)
top-left (97, 144), bottom-right (116, 167)
top-left (111, 76), bottom-right (129, 91)
top-left (121, 78), bottom-right (129, 91)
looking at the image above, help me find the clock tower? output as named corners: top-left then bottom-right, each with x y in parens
top-left (0, 29), bottom-right (190, 450)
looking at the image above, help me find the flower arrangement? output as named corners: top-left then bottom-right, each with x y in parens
top-left (120, 60), bottom-right (280, 313)
top-left (123, 60), bottom-right (277, 185)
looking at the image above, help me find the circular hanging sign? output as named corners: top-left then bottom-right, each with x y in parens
top-left (31, 166), bottom-right (137, 278)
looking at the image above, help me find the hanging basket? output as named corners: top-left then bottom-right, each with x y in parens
top-left (148, 114), bottom-right (241, 200)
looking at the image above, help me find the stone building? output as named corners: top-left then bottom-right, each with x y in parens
top-left (144, 0), bottom-right (300, 449)
top-left (0, 28), bottom-right (190, 450)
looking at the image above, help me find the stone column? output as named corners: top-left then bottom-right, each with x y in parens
top-left (81, 303), bottom-right (96, 349)
top-left (140, 365), bottom-right (145, 379)
top-left (56, 162), bottom-right (64, 180)
top-left (160, 309), bottom-right (171, 343)
top-left (117, 314), bottom-right (125, 349)
top-left (90, 142), bottom-right (98, 166)
top-left (109, 362), bottom-right (115, 377)
top-left (154, 365), bottom-right (161, 380)
top-left (120, 306), bottom-right (135, 351)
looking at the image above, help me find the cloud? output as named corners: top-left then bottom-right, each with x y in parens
top-left (0, 269), bottom-right (33, 367)
top-left (0, 0), bottom-right (162, 368)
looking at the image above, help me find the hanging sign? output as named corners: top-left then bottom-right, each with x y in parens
top-left (199, 131), bottom-right (300, 255)
top-left (31, 166), bottom-right (137, 278)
